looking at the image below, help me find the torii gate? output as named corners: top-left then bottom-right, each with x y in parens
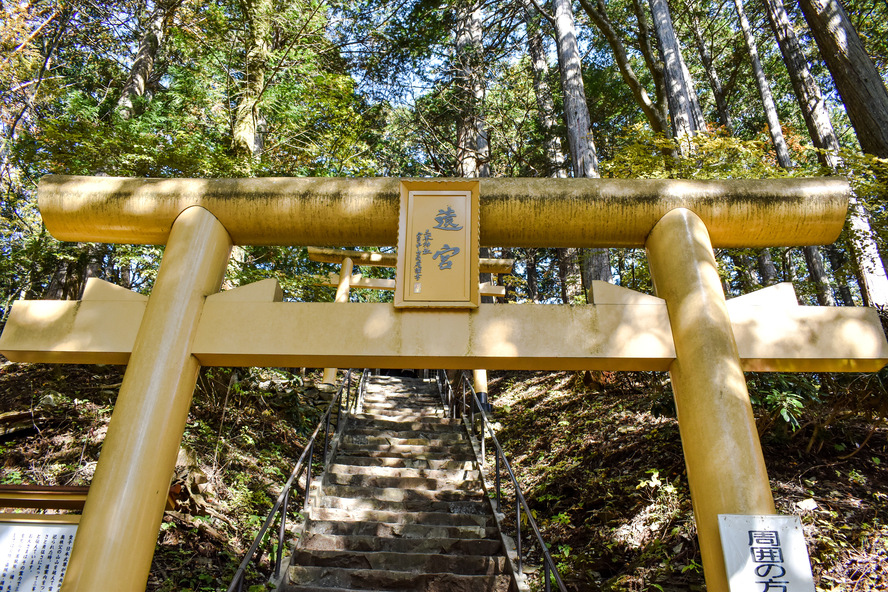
top-left (2, 175), bottom-right (887, 592)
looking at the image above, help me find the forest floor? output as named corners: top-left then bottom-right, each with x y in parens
top-left (1, 358), bottom-right (887, 591)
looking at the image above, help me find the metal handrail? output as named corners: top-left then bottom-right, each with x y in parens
top-left (226, 368), bottom-right (369, 592)
top-left (436, 370), bottom-right (568, 592)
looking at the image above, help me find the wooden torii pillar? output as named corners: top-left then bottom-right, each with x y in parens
top-left (1, 175), bottom-right (886, 592)
top-left (308, 246), bottom-right (513, 395)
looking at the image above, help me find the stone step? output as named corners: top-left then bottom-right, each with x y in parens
top-left (342, 433), bottom-right (469, 447)
top-left (348, 417), bottom-right (464, 432)
top-left (289, 550), bottom-right (509, 574)
top-left (309, 507), bottom-right (491, 528)
top-left (359, 408), bottom-right (445, 418)
top-left (287, 566), bottom-right (512, 591)
top-left (327, 462), bottom-right (481, 481)
top-left (305, 519), bottom-right (498, 540)
top-left (336, 442), bottom-right (474, 457)
top-left (346, 426), bottom-right (467, 439)
top-left (301, 533), bottom-right (503, 555)
top-left (361, 393), bottom-right (439, 402)
top-left (324, 471), bottom-right (483, 492)
top-left (351, 413), bottom-right (460, 426)
top-left (332, 456), bottom-right (476, 470)
top-left (320, 494), bottom-right (489, 514)
top-left (322, 484), bottom-right (483, 504)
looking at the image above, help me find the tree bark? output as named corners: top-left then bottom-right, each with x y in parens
top-left (648, 0), bottom-right (702, 149)
top-left (578, 0), bottom-right (668, 134)
top-left (762, 0), bottom-right (839, 167)
top-left (553, 0), bottom-right (600, 178)
top-left (523, 1), bottom-right (569, 177)
top-left (733, 0), bottom-right (792, 168)
top-left (455, 0), bottom-right (489, 177)
top-left (232, 0), bottom-right (272, 159)
top-left (632, 0), bottom-right (670, 133)
top-left (757, 249), bottom-right (779, 286)
top-left (686, 6), bottom-right (732, 132)
top-left (803, 245), bottom-right (835, 305)
top-left (116, 1), bottom-right (176, 120)
top-left (797, 0), bottom-right (888, 159)
top-left (764, 0), bottom-right (888, 306)
top-left (552, 0), bottom-right (609, 291)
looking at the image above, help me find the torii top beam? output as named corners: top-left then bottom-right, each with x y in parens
top-left (38, 175), bottom-right (849, 248)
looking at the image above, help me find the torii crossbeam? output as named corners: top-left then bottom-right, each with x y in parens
top-left (1, 175), bottom-right (886, 592)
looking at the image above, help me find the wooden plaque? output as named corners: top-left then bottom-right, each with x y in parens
top-left (395, 180), bottom-right (480, 308)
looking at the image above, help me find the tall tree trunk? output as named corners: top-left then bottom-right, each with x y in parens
top-left (679, 51), bottom-right (707, 132)
top-left (552, 0), bottom-right (609, 293)
top-left (523, 2), bottom-right (569, 177)
top-left (686, 6), bottom-right (732, 132)
top-left (632, 0), bottom-right (670, 133)
top-left (525, 248), bottom-right (540, 302)
top-left (455, 0), bottom-right (489, 177)
top-left (553, 0), bottom-right (600, 178)
top-left (648, 0), bottom-right (702, 149)
top-left (232, 0), bottom-right (272, 158)
top-left (578, 0), bottom-right (668, 134)
top-left (733, 0), bottom-right (791, 168)
top-left (736, 0), bottom-right (834, 303)
top-left (762, 0), bottom-right (839, 166)
top-left (797, 0), bottom-right (888, 159)
top-left (825, 245), bottom-right (855, 305)
top-left (116, 1), bottom-right (176, 120)
top-left (757, 249), bottom-right (779, 286)
top-left (764, 0), bottom-right (888, 306)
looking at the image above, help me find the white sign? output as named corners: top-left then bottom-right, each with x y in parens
top-left (0, 523), bottom-right (77, 592)
top-left (718, 514), bottom-right (814, 592)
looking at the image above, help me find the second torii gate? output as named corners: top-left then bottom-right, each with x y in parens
top-left (1, 175), bottom-right (887, 592)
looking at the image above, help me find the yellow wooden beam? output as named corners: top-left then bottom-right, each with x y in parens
top-left (4, 284), bottom-right (886, 372)
top-left (190, 302), bottom-right (676, 370)
top-left (38, 175), bottom-right (849, 247)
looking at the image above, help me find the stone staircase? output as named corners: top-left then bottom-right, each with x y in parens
top-left (282, 374), bottom-right (515, 591)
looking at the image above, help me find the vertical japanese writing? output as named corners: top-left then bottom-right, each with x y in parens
top-left (414, 232), bottom-right (423, 281)
top-left (748, 530), bottom-right (787, 592)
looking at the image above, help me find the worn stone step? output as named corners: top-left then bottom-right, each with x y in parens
top-left (327, 462), bottom-right (480, 481)
top-left (337, 442), bottom-right (474, 457)
top-left (359, 409), bottom-right (446, 419)
top-left (322, 484), bottom-right (482, 504)
top-left (361, 393), bottom-right (439, 402)
top-left (289, 550), bottom-right (509, 574)
top-left (286, 568), bottom-right (511, 592)
top-left (346, 427), bottom-right (466, 439)
top-left (351, 413), bottom-right (460, 426)
top-left (324, 471), bottom-right (483, 492)
top-left (360, 400), bottom-right (443, 409)
top-left (301, 533), bottom-right (503, 555)
top-left (309, 507), bottom-right (491, 528)
top-left (332, 456), bottom-right (476, 470)
top-left (320, 494), bottom-right (488, 514)
top-left (305, 519), bottom-right (498, 540)
top-left (342, 433), bottom-right (469, 447)
top-left (348, 417), bottom-right (464, 432)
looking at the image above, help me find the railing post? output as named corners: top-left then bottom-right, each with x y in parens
top-left (545, 561), bottom-right (551, 592)
top-left (304, 441), bottom-right (314, 512)
top-left (495, 453), bottom-right (501, 512)
top-left (516, 497), bottom-right (523, 574)
top-left (274, 488), bottom-right (290, 579)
